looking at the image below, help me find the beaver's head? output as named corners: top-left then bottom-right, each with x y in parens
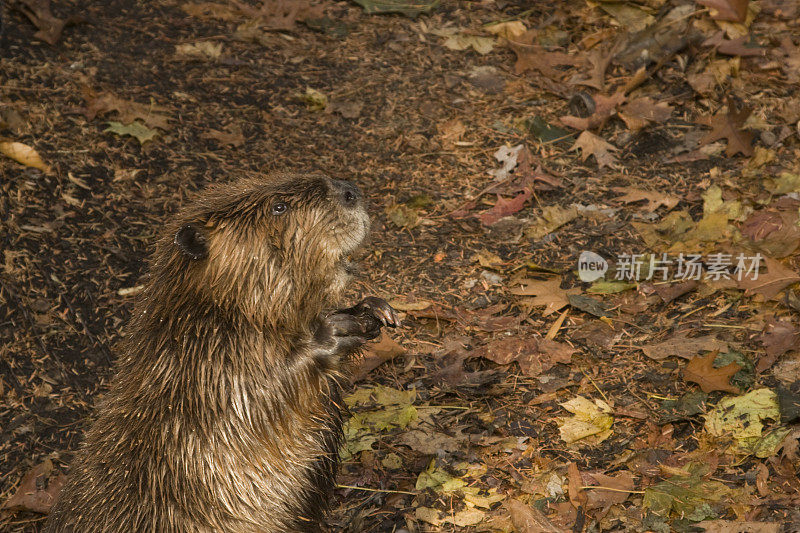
top-left (150, 173), bottom-right (370, 329)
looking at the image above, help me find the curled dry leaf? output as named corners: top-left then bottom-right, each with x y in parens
top-left (471, 335), bottom-right (574, 377)
top-left (0, 140), bottom-right (51, 172)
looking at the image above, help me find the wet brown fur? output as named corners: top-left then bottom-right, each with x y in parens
top-left (45, 173), bottom-right (371, 532)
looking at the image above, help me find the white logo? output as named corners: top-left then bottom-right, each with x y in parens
top-left (578, 251), bottom-right (608, 282)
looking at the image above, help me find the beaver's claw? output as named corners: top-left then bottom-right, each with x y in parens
top-left (351, 296), bottom-right (400, 329)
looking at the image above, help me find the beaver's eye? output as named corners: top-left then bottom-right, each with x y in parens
top-left (271, 201), bottom-right (289, 215)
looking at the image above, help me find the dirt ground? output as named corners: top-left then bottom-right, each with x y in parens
top-left (2, 0), bottom-right (800, 531)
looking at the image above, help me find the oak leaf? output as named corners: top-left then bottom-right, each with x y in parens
top-left (684, 351), bottom-right (741, 393)
top-left (613, 187), bottom-right (679, 212)
top-left (571, 131), bottom-right (618, 168)
top-left (560, 92), bottom-right (625, 131)
top-left (509, 278), bottom-right (579, 316)
top-left (698, 100), bottom-right (754, 157)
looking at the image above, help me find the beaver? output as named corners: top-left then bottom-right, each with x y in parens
top-left (44, 173), bottom-right (399, 533)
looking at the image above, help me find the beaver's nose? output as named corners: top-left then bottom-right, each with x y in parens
top-left (332, 180), bottom-right (362, 208)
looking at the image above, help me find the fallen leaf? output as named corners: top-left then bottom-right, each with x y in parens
top-left (399, 429), bottom-right (461, 454)
top-left (182, 2), bottom-right (241, 20)
top-left (479, 189), bottom-right (533, 225)
top-left (618, 97), bottom-right (673, 131)
top-left (740, 202), bottom-right (800, 258)
top-left (0, 140), bottom-right (51, 172)
top-left (613, 187), bottom-right (679, 212)
top-left (441, 33), bottom-right (494, 55)
top-left (507, 500), bottom-right (561, 533)
top-left (639, 331), bottom-right (728, 361)
top-left (11, 0), bottom-right (68, 45)
top-left (326, 99), bottom-right (364, 119)
top-left (583, 471), bottom-right (635, 509)
top-left (652, 279), bottom-right (699, 302)
top-left (557, 396), bottom-right (614, 444)
top-left (201, 126), bottom-right (245, 147)
top-left (437, 118), bottom-right (466, 148)
top-left (472, 335), bottom-right (574, 377)
top-left (2, 459), bottom-right (66, 513)
top-left (567, 462), bottom-right (587, 509)
top-left (703, 32), bottom-right (765, 57)
top-left (684, 351), bottom-right (741, 393)
top-left (756, 318), bottom-right (800, 373)
top-left (705, 388), bottom-right (782, 455)
top-left (643, 463), bottom-right (728, 520)
top-left (484, 20), bottom-right (527, 40)
top-left (510, 33), bottom-right (580, 81)
top-left (509, 278), bottom-right (580, 316)
top-left (352, 333), bottom-right (405, 382)
top-left (571, 131), bottom-right (618, 168)
top-left (698, 100), bottom-right (754, 157)
top-left (696, 0), bottom-right (750, 21)
top-left (525, 205), bottom-right (578, 239)
top-left (738, 256), bottom-right (800, 300)
top-left (104, 121), bottom-right (159, 144)
top-left (80, 89), bottom-right (171, 130)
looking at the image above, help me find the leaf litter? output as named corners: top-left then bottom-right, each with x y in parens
top-left (4, 0), bottom-right (800, 530)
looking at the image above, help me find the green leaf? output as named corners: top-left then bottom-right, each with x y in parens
top-left (104, 121), bottom-right (159, 144)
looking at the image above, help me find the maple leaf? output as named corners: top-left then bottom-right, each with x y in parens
top-left (509, 278), bottom-right (580, 316)
top-left (696, 0), bottom-right (750, 22)
top-left (737, 256), bottom-right (800, 300)
top-left (613, 187), bottom-right (679, 212)
top-left (684, 351), bottom-right (741, 393)
top-left (560, 91), bottom-right (626, 131)
top-left (571, 131), bottom-right (618, 168)
top-left (698, 100), bottom-right (754, 157)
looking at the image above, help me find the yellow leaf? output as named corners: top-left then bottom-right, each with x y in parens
top-left (0, 141), bottom-right (51, 172)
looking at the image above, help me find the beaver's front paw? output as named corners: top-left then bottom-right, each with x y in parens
top-left (314, 312), bottom-right (371, 357)
top-left (339, 297), bottom-right (400, 340)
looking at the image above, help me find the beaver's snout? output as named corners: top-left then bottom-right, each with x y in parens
top-left (332, 180), bottom-right (362, 209)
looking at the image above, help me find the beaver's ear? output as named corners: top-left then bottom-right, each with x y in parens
top-left (174, 224), bottom-right (208, 260)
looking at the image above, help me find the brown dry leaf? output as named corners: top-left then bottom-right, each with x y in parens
top-left (684, 351), bottom-right (741, 393)
top-left (0, 140), bottom-right (51, 172)
top-left (81, 89), bottom-right (171, 130)
top-left (653, 279), bottom-right (699, 302)
top-left (231, 0), bottom-right (323, 30)
top-left (12, 0), bottom-right (68, 45)
top-left (508, 278), bottom-right (579, 316)
top-left (560, 92), bottom-right (625, 131)
top-left (618, 97), bottom-right (673, 131)
top-left (583, 471), bottom-right (635, 509)
top-left (696, 0), bottom-right (750, 21)
top-left (612, 187), bottom-right (679, 212)
top-left (507, 500), bottom-right (562, 533)
top-left (567, 462), bottom-right (587, 509)
top-left (485, 21), bottom-right (527, 40)
top-left (641, 331), bottom-right (729, 361)
top-left (740, 202), bottom-right (800, 258)
top-left (479, 189), bottom-right (533, 225)
top-left (472, 335), bottom-right (574, 377)
top-left (569, 45), bottom-right (617, 91)
top-left (201, 126), bottom-right (245, 147)
top-left (2, 459), bottom-right (66, 513)
top-left (698, 100), bottom-right (754, 157)
top-left (738, 256), bottom-right (800, 300)
top-left (352, 333), bottom-right (405, 382)
top-left (571, 131), bottom-right (618, 168)
top-left (510, 33), bottom-right (581, 81)
top-left (756, 318), bottom-right (799, 373)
